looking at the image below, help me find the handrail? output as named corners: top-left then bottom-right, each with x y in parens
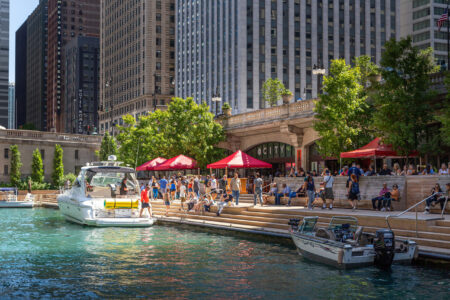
top-left (386, 192), bottom-right (446, 236)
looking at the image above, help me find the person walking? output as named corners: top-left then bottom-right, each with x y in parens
top-left (230, 172), bottom-right (241, 206)
top-left (253, 173), bottom-right (264, 206)
top-left (305, 175), bottom-right (316, 210)
top-left (322, 170), bottom-right (334, 209)
top-left (210, 174), bottom-right (218, 200)
top-left (139, 184), bottom-right (153, 218)
top-left (150, 176), bottom-right (159, 200)
top-left (347, 174), bottom-right (360, 211)
top-left (159, 176), bottom-right (168, 197)
top-left (193, 176), bottom-right (200, 198)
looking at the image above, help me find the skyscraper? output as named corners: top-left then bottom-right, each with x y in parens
top-left (8, 82), bottom-right (14, 129)
top-left (26, 0), bottom-right (48, 131)
top-left (46, 0), bottom-right (100, 132)
top-left (99, 0), bottom-right (176, 135)
top-left (0, 0), bottom-right (9, 127)
top-left (175, 0), bottom-right (399, 114)
top-left (65, 36), bottom-right (99, 135)
top-left (399, 0), bottom-right (450, 68)
top-left (15, 21), bottom-right (27, 129)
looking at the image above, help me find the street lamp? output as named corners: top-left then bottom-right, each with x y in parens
top-left (211, 87), bottom-right (221, 116)
top-left (312, 64), bottom-right (326, 97)
top-left (105, 78), bottom-right (114, 136)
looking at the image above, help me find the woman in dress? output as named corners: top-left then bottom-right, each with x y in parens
top-left (347, 174), bottom-right (360, 211)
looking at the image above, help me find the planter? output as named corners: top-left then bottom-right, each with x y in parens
top-left (223, 108), bottom-right (232, 117)
top-left (282, 94), bottom-right (293, 104)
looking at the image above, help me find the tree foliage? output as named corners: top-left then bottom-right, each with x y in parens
top-left (261, 78), bottom-right (290, 107)
top-left (97, 132), bottom-right (117, 161)
top-left (313, 58), bottom-right (375, 159)
top-left (437, 72), bottom-right (450, 147)
top-left (52, 144), bottom-right (64, 187)
top-left (372, 37), bottom-right (437, 156)
top-left (9, 145), bottom-right (22, 186)
top-left (116, 97), bottom-right (225, 168)
top-left (31, 148), bottom-right (44, 183)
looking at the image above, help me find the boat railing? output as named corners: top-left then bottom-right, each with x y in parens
top-left (386, 192), bottom-right (447, 237)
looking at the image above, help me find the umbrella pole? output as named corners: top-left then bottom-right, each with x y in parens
top-left (374, 155), bottom-right (377, 173)
top-left (210, 168), bottom-right (212, 176)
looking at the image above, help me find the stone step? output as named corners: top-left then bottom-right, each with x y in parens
top-left (436, 220), bottom-right (450, 227)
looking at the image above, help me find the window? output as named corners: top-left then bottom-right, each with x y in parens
top-left (75, 150), bottom-right (79, 160)
top-left (156, 25), bottom-right (161, 33)
top-left (4, 165), bottom-right (8, 175)
top-left (156, 62), bottom-right (161, 70)
top-left (413, 8), bottom-right (430, 20)
top-left (413, 0), bottom-right (429, 8)
top-left (156, 13), bottom-right (161, 21)
top-left (156, 50), bottom-right (161, 58)
top-left (4, 148), bottom-right (8, 159)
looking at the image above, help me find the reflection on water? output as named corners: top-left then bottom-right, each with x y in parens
top-left (0, 208), bottom-right (449, 299)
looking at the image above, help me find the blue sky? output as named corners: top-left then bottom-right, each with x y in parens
top-left (9, 0), bottom-right (39, 82)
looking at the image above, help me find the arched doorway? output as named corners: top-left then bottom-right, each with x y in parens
top-left (307, 142), bottom-right (338, 174)
top-left (246, 142), bottom-right (295, 176)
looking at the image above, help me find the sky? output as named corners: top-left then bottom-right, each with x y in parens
top-left (9, 0), bottom-right (39, 82)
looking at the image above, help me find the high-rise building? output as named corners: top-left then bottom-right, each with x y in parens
top-left (0, 0), bottom-right (9, 127)
top-left (8, 83), bottom-right (14, 129)
top-left (175, 0), bottom-right (399, 114)
top-left (65, 36), bottom-right (99, 135)
top-left (99, 0), bottom-right (176, 135)
top-left (26, 0), bottom-right (48, 131)
top-left (15, 21), bottom-right (27, 129)
top-left (46, 0), bottom-right (100, 132)
top-left (399, 0), bottom-right (450, 68)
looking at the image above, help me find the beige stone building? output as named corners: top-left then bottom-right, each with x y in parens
top-left (0, 129), bottom-right (101, 183)
top-left (99, 0), bottom-right (175, 135)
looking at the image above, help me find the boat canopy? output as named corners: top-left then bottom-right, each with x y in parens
top-left (84, 166), bottom-right (136, 173)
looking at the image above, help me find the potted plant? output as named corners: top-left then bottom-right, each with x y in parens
top-left (222, 102), bottom-right (232, 116)
top-left (281, 89), bottom-right (293, 104)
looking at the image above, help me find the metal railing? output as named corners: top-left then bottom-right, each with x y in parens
top-left (386, 192), bottom-right (448, 237)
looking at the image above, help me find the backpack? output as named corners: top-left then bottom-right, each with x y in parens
top-left (351, 181), bottom-right (359, 194)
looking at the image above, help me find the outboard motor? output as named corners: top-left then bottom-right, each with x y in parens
top-left (373, 229), bottom-right (395, 269)
top-left (288, 218), bottom-right (301, 232)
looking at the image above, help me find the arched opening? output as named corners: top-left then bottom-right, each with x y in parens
top-left (307, 142), bottom-right (338, 174)
top-left (246, 142), bottom-right (295, 176)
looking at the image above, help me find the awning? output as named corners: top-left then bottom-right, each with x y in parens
top-left (153, 155), bottom-right (197, 171)
top-left (340, 138), bottom-right (419, 158)
top-left (136, 157), bottom-right (167, 171)
top-left (207, 150), bottom-right (273, 169)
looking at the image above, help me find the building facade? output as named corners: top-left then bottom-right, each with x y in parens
top-left (8, 83), bottom-right (14, 129)
top-left (65, 36), bottom-right (99, 135)
top-left (26, 0), bottom-right (48, 131)
top-left (46, 0), bottom-right (100, 132)
top-left (99, 0), bottom-right (176, 135)
top-left (15, 21), bottom-right (27, 129)
top-left (175, 0), bottom-right (399, 114)
top-left (0, 129), bottom-right (101, 182)
top-left (400, 0), bottom-right (450, 68)
top-left (0, 0), bottom-right (9, 128)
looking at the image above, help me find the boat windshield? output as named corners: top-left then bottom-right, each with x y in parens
top-left (84, 170), bottom-right (139, 198)
top-left (327, 216), bottom-right (358, 233)
top-left (299, 217), bottom-right (318, 234)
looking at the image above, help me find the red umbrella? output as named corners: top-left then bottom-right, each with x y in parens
top-left (340, 138), bottom-right (418, 158)
top-left (207, 150), bottom-right (272, 169)
top-left (136, 157), bottom-right (167, 171)
top-left (153, 155), bottom-right (197, 171)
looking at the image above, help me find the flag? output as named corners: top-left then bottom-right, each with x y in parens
top-left (437, 8), bottom-right (448, 32)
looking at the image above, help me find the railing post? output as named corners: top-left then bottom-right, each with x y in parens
top-left (415, 204), bottom-right (418, 238)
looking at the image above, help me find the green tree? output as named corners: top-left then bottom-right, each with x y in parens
top-left (116, 97), bottom-right (225, 168)
top-left (313, 58), bottom-right (374, 159)
top-left (437, 72), bottom-right (450, 146)
top-left (372, 37), bottom-right (437, 157)
top-left (31, 148), bottom-right (44, 183)
top-left (261, 78), bottom-right (289, 107)
top-left (97, 132), bottom-right (117, 161)
top-left (52, 144), bottom-right (64, 187)
top-left (9, 145), bottom-right (22, 186)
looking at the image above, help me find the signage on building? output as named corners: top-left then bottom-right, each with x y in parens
top-left (78, 89), bottom-right (83, 134)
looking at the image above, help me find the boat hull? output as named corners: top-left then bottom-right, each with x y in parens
top-left (0, 201), bottom-right (34, 208)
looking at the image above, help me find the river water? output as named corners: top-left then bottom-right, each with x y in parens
top-left (0, 208), bottom-right (448, 299)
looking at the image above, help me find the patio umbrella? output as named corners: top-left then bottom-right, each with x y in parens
top-left (153, 155), bottom-right (197, 171)
top-left (136, 157), bottom-right (167, 171)
top-left (207, 150), bottom-right (272, 169)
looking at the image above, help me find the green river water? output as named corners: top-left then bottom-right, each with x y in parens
top-left (0, 208), bottom-right (449, 299)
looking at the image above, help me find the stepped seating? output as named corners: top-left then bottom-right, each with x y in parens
top-left (149, 200), bottom-right (450, 254)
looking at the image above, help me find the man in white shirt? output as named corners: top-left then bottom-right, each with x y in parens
top-left (210, 174), bottom-right (218, 200)
top-left (322, 170), bottom-right (334, 210)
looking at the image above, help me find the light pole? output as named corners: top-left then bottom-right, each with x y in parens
top-left (105, 78), bottom-right (114, 136)
top-left (312, 64), bottom-right (326, 97)
top-left (212, 87), bottom-right (222, 116)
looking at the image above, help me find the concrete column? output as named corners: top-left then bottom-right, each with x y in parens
top-left (187, 0), bottom-right (191, 97)
top-left (237, 0), bottom-right (247, 113)
top-left (225, 0), bottom-right (230, 106)
top-left (311, 0), bottom-right (318, 98)
top-left (365, 0), bottom-right (370, 56)
top-left (288, 0), bottom-right (295, 94)
top-left (355, 0), bottom-right (360, 57)
top-left (213, 1), bottom-right (218, 111)
top-left (265, 0), bottom-right (271, 84)
top-left (344, 0), bottom-right (350, 64)
top-left (231, 0), bottom-right (236, 111)
top-left (208, 0), bottom-right (213, 108)
top-left (253, 1), bottom-right (260, 110)
top-left (375, 0), bottom-right (381, 63)
top-left (333, 0), bottom-right (339, 59)
top-left (219, 0), bottom-right (224, 105)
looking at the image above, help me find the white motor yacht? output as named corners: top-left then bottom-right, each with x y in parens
top-left (58, 156), bottom-right (155, 227)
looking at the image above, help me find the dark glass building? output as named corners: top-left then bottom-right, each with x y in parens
top-left (15, 21), bottom-right (27, 128)
top-left (0, 0), bottom-right (9, 127)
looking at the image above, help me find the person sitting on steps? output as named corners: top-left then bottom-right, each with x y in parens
top-left (424, 183), bottom-right (449, 214)
top-left (372, 183), bottom-right (390, 211)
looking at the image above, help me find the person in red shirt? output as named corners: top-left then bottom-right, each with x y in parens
top-left (139, 184), bottom-right (152, 218)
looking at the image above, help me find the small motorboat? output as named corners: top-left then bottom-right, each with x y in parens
top-left (58, 156), bottom-right (155, 227)
top-left (289, 216), bottom-right (417, 269)
top-left (0, 187), bottom-right (34, 208)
